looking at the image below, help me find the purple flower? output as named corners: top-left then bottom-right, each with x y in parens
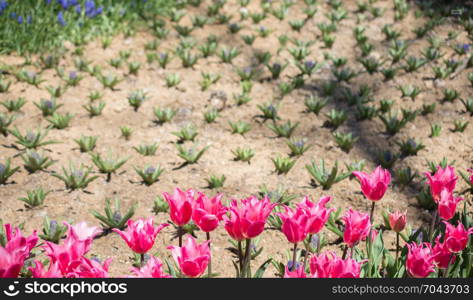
top-left (17, 15), bottom-right (23, 24)
top-left (75, 4), bottom-right (81, 14)
top-left (69, 71), bottom-right (78, 79)
top-left (463, 44), bottom-right (470, 52)
top-left (57, 11), bottom-right (66, 26)
top-left (305, 60), bottom-right (316, 69)
top-left (27, 15), bottom-right (32, 24)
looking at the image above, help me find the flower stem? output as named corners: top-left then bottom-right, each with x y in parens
top-left (369, 201), bottom-right (376, 223)
top-left (303, 234), bottom-right (312, 270)
top-left (178, 226), bottom-right (183, 247)
top-left (342, 244), bottom-right (348, 259)
top-left (243, 239), bottom-right (252, 278)
top-left (206, 231), bottom-right (211, 278)
top-left (237, 240), bottom-right (243, 278)
top-left (428, 210), bottom-right (438, 243)
top-left (395, 232), bottom-right (400, 263)
top-left (291, 243), bottom-right (298, 271)
top-left (140, 253), bottom-right (145, 267)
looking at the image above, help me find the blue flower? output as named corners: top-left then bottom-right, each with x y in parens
top-left (9, 12), bottom-right (16, 18)
top-left (17, 15), bottom-right (23, 24)
top-left (0, 0), bottom-right (8, 14)
top-left (27, 15), bottom-right (32, 24)
top-left (57, 11), bottom-right (66, 26)
top-left (75, 4), bottom-right (81, 14)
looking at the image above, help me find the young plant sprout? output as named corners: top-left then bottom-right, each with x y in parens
top-left (333, 132), bottom-right (358, 153)
top-left (153, 196), bottom-right (169, 214)
top-left (39, 217), bottom-right (68, 244)
top-left (9, 127), bottom-right (59, 149)
top-left (154, 107), bottom-right (176, 124)
top-left (272, 155), bottom-right (296, 175)
top-left (0, 158), bottom-right (20, 185)
top-left (1, 97), bottom-right (26, 113)
top-left (165, 73), bottom-right (181, 88)
top-left (229, 120), bottom-right (251, 135)
top-left (83, 101), bottom-right (106, 117)
top-left (135, 165), bottom-right (165, 186)
top-left (52, 163), bottom-right (98, 190)
top-left (176, 144), bottom-right (209, 165)
top-left (305, 160), bottom-right (350, 190)
top-left (0, 113), bottom-right (15, 136)
top-left (90, 152), bottom-right (128, 182)
top-left (128, 90), bottom-right (148, 111)
top-left (46, 112), bottom-right (74, 129)
top-left (172, 124), bottom-right (198, 143)
top-left (200, 72), bottom-right (221, 91)
top-left (232, 147), bottom-right (255, 163)
top-left (206, 174), bottom-right (226, 189)
top-left (74, 135), bottom-right (98, 153)
top-left (91, 198), bottom-right (137, 231)
top-left (120, 126), bottom-right (133, 140)
top-left (267, 120), bottom-right (299, 138)
top-left (21, 150), bottom-right (54, 173)
top-left (304, 95), bottom-right (327, 115)
top-left (133, 143), bottom-right (159, 156)
top-left (18, 187), bottom-right (50, 208)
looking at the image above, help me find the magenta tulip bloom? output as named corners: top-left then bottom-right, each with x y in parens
top-left (224, 196), bottom-right (275, 241)
top-left (163, 188), bottom-right (194, 226)
top-left (192, 192), bottom-right (227, 232)
top-left (130, 256), bottom-right (171, 278)
top-left (424, 165), bottom-right (457, 202)
top-left (0, 247), bottom-right (26, 278)
top-left (70, 221), bottom-right (102, 241)
top-left (432, 237), bottom-right (454, 269)
top-left (437, 189), bottom-right (463, 221)
top-left (468, 168), bottom-right (473, 185)
top-left (388, 211), bottom-right (407, 233)
top-left (29, 260), bottom-right (62, 278)
top-left (284, 264), bottom-right (307, 278)
top-left (298, 196), bottom-right (334, 234)
top-left (309, 252), bottom-right (366, 278)
top-left (342, 208), bottom-right (371, 247)
top-left (3, 223), bottom-right (38, 256)
top-left (69, 257), bottom-right (112, 278)
top-left (112, 217), bottom-right (168, 254)
top-left (167, 236), bottom-right (210, 278)
top-left (406, 242), bottom-right (436, 278)
top-left (443, 221), bottom-right (473, 253)
top-left (353, 166), bottom-right (391, 201)
top-left (277, 205), bottom-right (309, 244)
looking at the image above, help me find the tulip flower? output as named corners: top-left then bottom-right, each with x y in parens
top-left (467, 168), bottom-right (473, 185)
top-left (0, 247), bottom-right (26, 278)
top-left (70, 221), bottom-right (102, 241)
top-left (277, 205), bottom-right (309, 270)
top-left (284, 264), bottom-right (307, 278)
top-left (163, 188), bottom-right (195, 227)
top-left (223, 196), bottom-right (275, 277)
top-left (192, 192), bottom-right (227, 233)
top-left (167, 236), bottom-right (210, 278)
top-left (298, 196), bottom-right (334, 234)
top-left (130, 256), bottom-right (171, 278)
top-left (309, 252), bottom-right (365, 278)
top-left (443, 221), bottom-right (473, 253)
top-left (389, 211), bottom-right (407, 261)
top-left (29, 260), bottom-right (62, 278)
top-left (432, 237), bottom-right (454, 270)
top-left (424, 165), bottom-right (457, 202)
top-left (437, 189), bottom-right (462, 221)
top-left (277, 205), bottom-right (309, 244)
top-left (406, 242), bottom-right (436, 278)
top-left (113, 217), bottom-right (168, 257)
top-left (163, 188), bottom-right (194, 246)
top-left (342, 208), bottom-right (371, 248)
top-left (3, 223), bottom-right (38, 256)
top-left (192, 191), bottom-right (227, 276)
top-left (69, 257), bottom-right (112, 278)
top-left (223, 196), bottom-right (275, 241)
top-left (352, 166), bottom-right (391, 202)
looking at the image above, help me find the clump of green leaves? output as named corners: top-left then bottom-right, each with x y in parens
top-left (173, 124), bottom-right (198, 143)
top-left (47, 112), bottom-right (74, 129)
top-left (206, 174), bottom-right (226, 189)
top-left (272, 155), bottom-right (296, 175)
top-left (9, 127), bottom-right (59, 149)
top-left (135, 165), bottom-right (164, 186)
top-left (267, 120), bottom-right (299, 138)
top-left (128, 90), bottom-right (148, 111)
top-left (0, 113), bottom-right (15, 136)
top-left (154, 107), bottom-right (176, 124)
top-left (1, 97), bottom-right (27, 112)
top-left (134, 143), bottom-right (158, 156)
top-left (306, 160), bottom-right (350, 190)
top-left (229, 120), bottom-right (251, 135)
top-left (34, 98), bottom-right (63, 116)
top-left (52, 164), bottom-right (98, 190)
top-left (0, 158), bottom-right (19, 184)
top-left (232, 147), bottom-right (255, 163)
top-left (18, 187), bottom-right (50, 208)
top-left (21, 150), bottom-right (54, 173)
top-left (287, 138), bottom-right (312, 156)
top-left (333, 132), bottom-right (358, 153)
top-left (176, 144), bottom-right (209, 165)
top-left (39, 217), bottom-right (68, 244)
top-left (92, 198), bottom-right (137, 230)
top-left (90, 152), bottom-right (128, 182)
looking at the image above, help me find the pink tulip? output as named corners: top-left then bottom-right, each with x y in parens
top-left (70, 222), bottom-right (102, 241)
top-left (163, 188), bottom-right (194, 226)
top-left (437, 189), bottom-right (462, 221)
top-left (432, 237), bottom-right (454, 269)
top-left (298, 196), bottom-right (334, 234)
top-left (113, 217), bottom-right (168, 254)
top-left (167, 236), bottom-right (210, 278)
top-left (353, 166), bottom-right (391, 201)
top-left (223, 196), bottom-right (276, 241)
top-left (43, 227), bottom-right (92, 275)
top-left (406, 242), bottom-right (436, 278)
top-left (3, 223), bottom-right (38, 255)
top-left (130, 256), bottom-right (171, 278)
top-left (342, 208), bottom-right (371, 247)
top-left (424, 166), bottom-right (457, 202)
top-left (29, 260), bottom-right (62, 278)
top-left (277, 205), bottom-right (309, 244)
top-left (0, 247), bottom-right (25, 278)
top-left (284, 265), bottom-right (307, 278)
top-left (468, 168), bottom-right (473, 185)
top-left (443, 221), bottom-right (473, 253)
top-left (388, 211), bottom-right (407, 233)
top-left (309, 252), bottom-right (365, 278)
top-left (192, 192), bottom-right (227, 232)
top-left (69, 257), bottom-right (112, 278)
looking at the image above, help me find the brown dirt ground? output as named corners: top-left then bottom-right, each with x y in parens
top-left (0, 0), bottom-right (473, 277)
